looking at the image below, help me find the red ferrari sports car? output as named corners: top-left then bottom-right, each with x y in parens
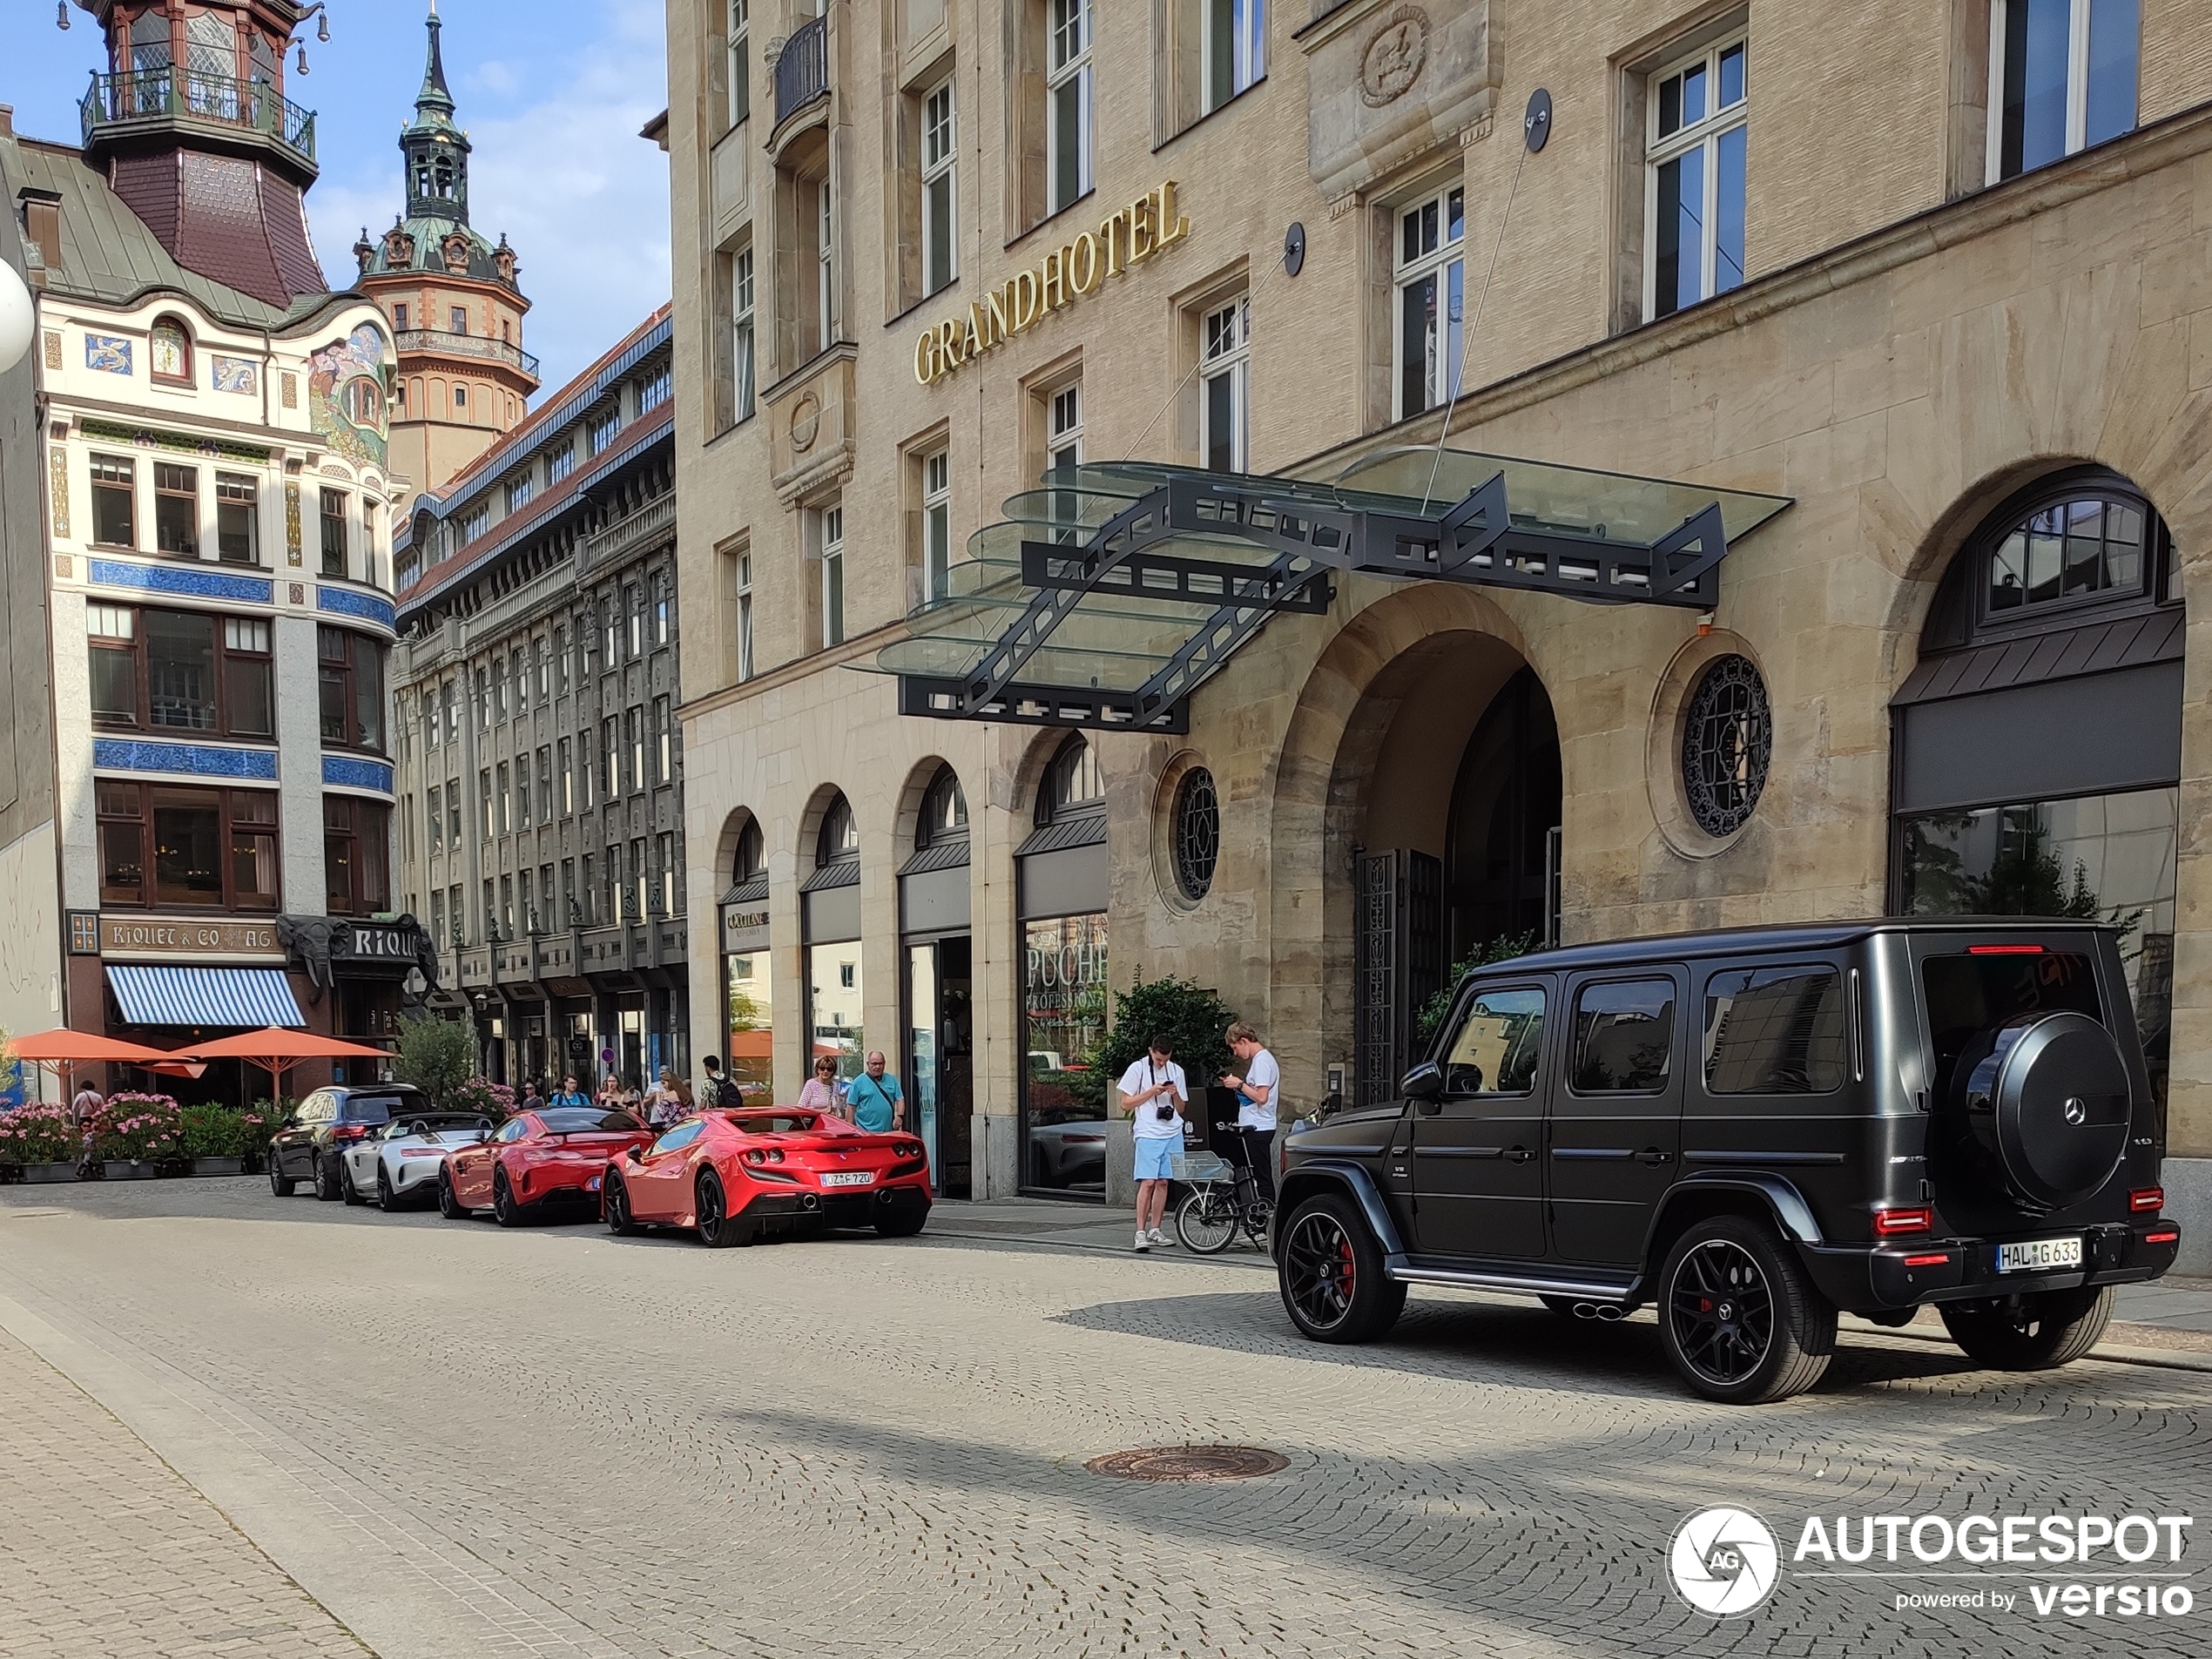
top-left (601, 1108), bottom-right (931, 1247)
top-left (439, 1107), bottom-right (653, 1225)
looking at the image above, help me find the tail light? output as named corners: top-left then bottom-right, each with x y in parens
top-left (2129, 1187), bottom-right (2164, 1214)
top-left (1901, 1252), bottom-right (1952, 1268)
top-left (1969, 943), bottom-right (2044, 955)
top-left (1873, 1206), bottom-right (1933, 1237)
top-left (744, 1149), bottom-right (765, 1165)
top-left (2144, 1230), bottom-right (2180, 1245)
top-left (331, 1124), bottom-right (370, 1143)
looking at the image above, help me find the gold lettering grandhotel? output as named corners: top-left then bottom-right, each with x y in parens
top-left (658, 0), bottom-right (2212, 1255)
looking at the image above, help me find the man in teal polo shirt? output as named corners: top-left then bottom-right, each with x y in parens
top-left (846, 1050), bottom-right (904, 1134)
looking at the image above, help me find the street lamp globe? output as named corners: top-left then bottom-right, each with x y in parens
top-left (0, 260), bottom-right (33, 377)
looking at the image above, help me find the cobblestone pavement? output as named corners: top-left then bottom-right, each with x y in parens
top-left (0, 1178), bottom-right (2205, 1659)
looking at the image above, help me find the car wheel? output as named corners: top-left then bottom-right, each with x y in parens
top-left (604, 1172), bottom-right (640, 1236)
top-left (268, 1158), bottom-right (295, 1197)
top-left (314, 1153), bottom-right (343, 1203)
top-left (1175, 1189), bottom-right (1238, 1255)
top-left (1277, 1193), bottom-right (1405, 1344)
top-left (491, 1167), bottom-right (524, 1228)
top-left (376, 1165), bottom-right (398, 1212)
top-left (1659, 1217), bottom-right (1836, 1405)
top-left (1939, 1285), bottom-right (2114, 1371)
top-left (873, 1191), bottom-right (928, 1239)
top-left (437, 1166), bottom-right (468, 1220)
top-left (341, 1158), bottom-right (368, 1205)
top-left (697, 1170), bottom-right (752, 1247)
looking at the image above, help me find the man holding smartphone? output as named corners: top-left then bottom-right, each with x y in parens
top-left (1118, 1036), bottom-right (1188, 1252)
top-left (1221, 1022), bottom-right (1280, 1204)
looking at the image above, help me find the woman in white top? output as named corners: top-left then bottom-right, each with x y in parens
top-left (1118, 1036), bottom-right (1188, 1251)
top-left (1222, 1022), bottom-right (1281, 1204)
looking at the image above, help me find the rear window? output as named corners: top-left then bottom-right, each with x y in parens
top-left (1921, 950), bottom-right (2103, 1107)
top-left (338, 1096), bottom-right (407, 1125)
top-left (538, 1108), bottom-right (640, 1133)
top-left (1703, 966), bottom-right (1847, 1095)
top-left (729, 1112), bottom-right (823, 1135)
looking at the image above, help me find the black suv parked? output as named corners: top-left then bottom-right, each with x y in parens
top-left (268, 1084), bottom-right (431, 1203)
top-left (1275, 920), bottom-right (2182, 1403)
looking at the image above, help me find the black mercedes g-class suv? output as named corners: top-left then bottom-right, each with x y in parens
top-left (1274, 920), bottom-right (2182, 1403)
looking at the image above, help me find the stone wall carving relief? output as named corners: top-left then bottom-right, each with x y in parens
top-left (1305, 0), bottom-right (1495, 202)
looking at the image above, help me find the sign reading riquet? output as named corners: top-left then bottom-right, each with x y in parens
top-left (914, 180), bottom-right (1190, 386)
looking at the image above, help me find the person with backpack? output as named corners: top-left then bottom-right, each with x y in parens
top-left (698, 1054), bottom-right (737, 1110)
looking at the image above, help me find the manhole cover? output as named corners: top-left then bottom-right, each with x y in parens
top-left (1083, 1446), bottom-right (1288, 1481)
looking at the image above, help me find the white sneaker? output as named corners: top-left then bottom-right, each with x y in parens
top-left (1147, 1228), bottom-right (1172, 1248)
top-left (1133, 1231), bottom-right (1150, 1252)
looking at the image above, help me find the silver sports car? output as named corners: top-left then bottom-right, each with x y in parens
top-left (340, 1114), bottom-right (494, 1211)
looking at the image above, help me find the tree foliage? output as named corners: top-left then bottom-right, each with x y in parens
top-left (1069, 977), bottom-right (1238, 1115)
top-left (1414, 932), bottom-right (1542, 1048)
top-left (393, 1015), bottom-right (474, 1109)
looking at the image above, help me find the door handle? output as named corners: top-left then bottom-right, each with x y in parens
top-left (1636, 1147), bottom-right (1672, 1165)
top-left (1504, 1146), bottom-right (1534, 1163)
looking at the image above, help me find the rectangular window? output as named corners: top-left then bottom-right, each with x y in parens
top-left (561, 859), bottom-right (576, 927)
top-left (506, 473), bottom-right (535, 514)
top-left (499, 873), bottom-right (514, 936)
top-left (547, 442), bottom-right (576, 486)
top-left (1204, 0), bottom-right (1265, 112)
top-left (1395, 186), bottom-right (1465, 417)
top-left (1047, 0), bottom-right (1094, 214)
top-left (631, 837), bottom-right (649, 922)
top-left (450, 305), bottom-right (469, 334)
top-left (1048, 384), bottom-right (1083, 543)
top-left (625, 584), bottom-right (644, 659)
top-left (558, 737), bottom-right (574, 813)
top-left (448, 778), bottom-right (462, 846)
top-left (726, 0), bottom-right (751, 130)
top-left (1646, 38), bottom-right (1747, 322)
top-left (480, 769), bottom-right (494, 840)
top-left (590, 408), bottom-right (621, 455)
top-left (654, 573), bottom-right (671, 646)
top-left (581, 853), bottom-right (597, 925)
top-left (819, 502), bottom-right (846, 648)
top-left (461, 502), bottom-right (490, 543)
top-left (737, 551), bottom-right (756, 681)
top-left (88, 604), bottom-right (137, 725)
top-left (1201, 299), bottom-right (1250, 473)
top-left (637, 367), bottom-right (673, 415)
top-left (496, 761), bottom-right (512, 833)
top-left (147, 610), bottom-right (218, 732)
top-left (658, 831), bottom-right (677, 915)
top-left (1991, 0), bottom-right (2138, 181)
top-left (214, 474), bottom-right (259, 564)
top-left (922, 80), bottom-right (957, 297)
top-left (601, 716), bottom-right (619, 796)
top-left (490, 660), bottom-right (507, 723)
top-left (604, 597), bottom-right (619, 667)
top-left (732, 246), bottom-right (756, 421)
top-left (653, 696), bottom-right (672, 784)
top-left (1571, 980), bottom-right (1676, 1093)
top-left (554, 626), bottom-right (570, 694)
top-left (98, 781), bottom-right (280, 911)
top-left (536, 745), bottom-right (554, 820)
top-left (482, 879), bottom-right (496, 941)
top-left (319, 487), bottom-right (347, 577)
top-left (221, 617), bottom-right (273, 737)
top-left (816, 176), bottom-right (837, 350)
top-left (442, 679), bottom-right (459, 742)
top-left (393, 302), bottom-right (409, 332)
top-left (317, 626), bottom-right (384, 752)
top-left (516, 753), bottom-right (531, 828)
top-left (430, 888), bottom-right (445, 946)
top-left (580, 730), bottom-right (596, 808)
top-left (536, 635), bottom-right (551, 699)
top-left (519, 869), bottom-right (535, 933)
top-left (449, 883), bottom-right (463, 943)
top-left (91, 456), bottom-right (137, 549)
top-left (626, 706), bottom-right (644, 794)
top-left (921, 449), bottom-right (952, 603)
top-left (323, 796), bottom-right (391, 916)
top-left (427, 784), bottom-right (442, 853)
top-left (154, 463), bottom-right (198, 556)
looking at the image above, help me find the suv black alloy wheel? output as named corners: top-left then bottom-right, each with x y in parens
top-left (1940, 1285), bottom-right (2114, 1371)
top-left (1659, 1217), bottom-right (1835, 1404)
top-left (1278, 1196), bottom-right (1405, 1343)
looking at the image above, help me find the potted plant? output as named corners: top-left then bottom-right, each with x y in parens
top-left (179, 1103), bottom-right (252, 1177)
top-left (0, 1103), bottom-right (86, 1184)
top-left (91, 1092), bottom-right (182, 1178)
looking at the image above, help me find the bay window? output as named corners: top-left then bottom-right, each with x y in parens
top-left (88, 606), bottom-right (272, 738)
top-left (323, 796), bottom-right (391, 916)
top-left (317, 626), bottom-right (386, 752)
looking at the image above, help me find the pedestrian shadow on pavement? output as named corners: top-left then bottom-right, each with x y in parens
top-left (1051, 1288), bottom-right (1987, 1400)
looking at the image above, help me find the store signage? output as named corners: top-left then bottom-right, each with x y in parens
top-left (99, 916), bottom-right (283, 959)
top-left (914, 180), bottom-right (1191, 385)
top-left (721, 905), bottom-right (770, 953)
top-left (335, 922), bottom-right (415, 962)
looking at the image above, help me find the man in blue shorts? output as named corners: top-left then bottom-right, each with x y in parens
top-left (1118, 1036), bottom-right (1188, 1252)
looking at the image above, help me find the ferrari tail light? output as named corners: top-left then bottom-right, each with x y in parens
top-left (767, 1148), bottom-right (785, 1163)
top-left (744, 1149), bottom-right (765, 1165)
top-left (1872, 1206), bottom-right (1933, 1237)
top-left (2129, 1186), bottom-right (2164, 1213)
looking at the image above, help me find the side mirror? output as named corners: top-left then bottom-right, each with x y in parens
top-left (1401, 1061), bottom-right (1445, 1101)
top-left (625, 1146), bottom-right (643, 1163)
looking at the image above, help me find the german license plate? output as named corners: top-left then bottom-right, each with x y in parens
top-left (1995, 1236), bottom-right (2082, 1273)
top-left (820, 1170), bottom-right (875, 1188)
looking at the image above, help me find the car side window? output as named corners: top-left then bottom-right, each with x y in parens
top-left (649, 1120), bottom-right (705, 1157)
top-left (496, 1118), bottom-right (529, 1143)
top-left (1703, 964), bottom-right (1847, 1095)
top-left (1440, 987), bottom-right (1546, 1096)
top-left (1572, 979), bottom-right (1676, 1094)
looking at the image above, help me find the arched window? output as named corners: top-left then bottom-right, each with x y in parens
top-left (1037, 735), bottom-right (1103, 825)
top-left (917, 767), bottom-right (968, 848)
top-left (733, 817), bottom-right (765, 884)
top-left (434, 158), bottom-right (455, 199)
top-left (149, 317), bottom-right (192, 384)
top-left (817, 794), bottom-right (858, 867)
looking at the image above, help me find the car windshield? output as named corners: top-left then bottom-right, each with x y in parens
top-left (727, 1112), bottom-right (822, 1135)
top-left (537, 1109), bottom-right (640, 1133)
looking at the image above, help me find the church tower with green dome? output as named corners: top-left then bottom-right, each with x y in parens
top-left (353, 2), bottom-right (537, 496)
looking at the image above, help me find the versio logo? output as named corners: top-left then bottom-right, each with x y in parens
top-left (1670, 1507), bottom-right (1782, 1616)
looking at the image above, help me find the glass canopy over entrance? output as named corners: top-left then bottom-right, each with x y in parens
top-left (874, 447), bottom-right (1791, 733)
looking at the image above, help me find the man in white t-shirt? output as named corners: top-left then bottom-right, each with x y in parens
top-left (1222, 1022), bottom-right (1280, 1204)
top-left (1117, 1036), bottom-right (1188, 1252)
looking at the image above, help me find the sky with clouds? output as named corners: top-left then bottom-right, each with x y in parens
top-left (6, 0), bottom-right (671, 397)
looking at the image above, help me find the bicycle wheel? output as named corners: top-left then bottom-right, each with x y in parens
top-left (1176, 1187), bottom-right (1238, 1254)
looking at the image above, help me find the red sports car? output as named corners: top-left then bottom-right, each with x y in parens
top-left (438, 1107), bottom-right (653, 1226)
top-left (601, 1108), bottom-right (932, 1247)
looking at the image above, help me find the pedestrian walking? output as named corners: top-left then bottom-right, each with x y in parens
top-left (1119, 1037), bottom-right (1189, 1252)
top-left (71, 1078), bottom-right (105, 1130)
top-left (798, 1055), bottom-right (846, 1120)
top-left (549, 1074), bottom-right (590, 1110)
top-left (699, 1055), bottom-right (738, 1110)
top-left (518, 1081), bottom-right (545, 1116)
top-left (1221, 1022), bottom-right (1280, 1204)
top-left (846, 1051), bottom-right (904, 1134)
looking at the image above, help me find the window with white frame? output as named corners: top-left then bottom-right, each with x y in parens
top-left (1645, 37), bottom-right (1747, 323)
top-left (1201, 299), bottom-right (1250, 473)
top-left (922, 449), bottom-right (952, 603)
top-left (547, 442), bottom-right (575, 485)
top-left (1988, 0), bottom-right (2137, 182)
top-left (725, 0), bottom-right (751, 132)
top-left (737, 550), bottom-right (755, 681)
top-left (1204, 0), bottom-right (1265, 113)
top-left (1048, 382), bottom-right (1083, 544)
top-left (819, 503), bottom-right (846, 648)
top-left (732, 245), bottom-right (756, 421)
top-left (1047, 0), bottom-right (1093, 215)
top-left (922, 80), bottom-right (957, 298)
top-left (1394, 186), bottom-right (1464, 419)
top-left (816, 178), bottom-right (837, 349)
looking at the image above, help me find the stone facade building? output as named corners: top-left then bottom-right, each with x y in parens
top-left (391, 310), bottom-right (688, 1092)
top-left (1, 3), bottom-right (412, 1100)
top-left (660, 0), bottom-right (2212, 1256)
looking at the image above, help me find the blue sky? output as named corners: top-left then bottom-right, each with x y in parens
top-left (5, 0), bottom-right (671, 396)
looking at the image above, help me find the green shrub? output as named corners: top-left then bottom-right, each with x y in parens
top-left (179, 1103), bottom-right (256, 1160)
top-left (393, 1015), bottom-right (473, 1108)
top-left (1069, 978), bottom-right (1238, 1116)
top-left (1413, 932), bottom-right (1543, 1049)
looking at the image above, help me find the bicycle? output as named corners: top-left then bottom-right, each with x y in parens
top-left (1171, 1138), bottom-right (1273, 1255)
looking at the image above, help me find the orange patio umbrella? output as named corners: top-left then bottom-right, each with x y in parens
top-left (179, 1028), bottom-right (391, 1105)
top-left (8, 1028), bottom-right (185, 1101)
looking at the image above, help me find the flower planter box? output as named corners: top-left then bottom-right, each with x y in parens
top-left (13, 1163), bottom-right (82, 1184)
top-left (189, 1157), bottom-right (245, 1177)
top-left (101, 1160), bottom-right (162, 1181)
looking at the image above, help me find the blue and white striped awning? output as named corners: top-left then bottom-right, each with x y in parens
top-left (105, 967), bottom-right (306, 1028)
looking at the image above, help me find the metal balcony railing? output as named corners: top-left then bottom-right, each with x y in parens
top-left (773, 17), bottom-right (829, 129)
top-left (82, 69), bottom-right (316, 169)
top-left (395, 328), bottom-right (541, 380)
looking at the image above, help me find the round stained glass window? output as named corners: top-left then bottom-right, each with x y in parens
top-left (1172, 768), bottom-right (1219, 901)
top-left (1681, 655), bottom-right (1770, 838)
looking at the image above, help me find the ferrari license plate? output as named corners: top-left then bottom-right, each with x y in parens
top-left (820, 1170), bottom-right (876, 1188)
top-left (1995, 1235), bottom-right (2083, 1274)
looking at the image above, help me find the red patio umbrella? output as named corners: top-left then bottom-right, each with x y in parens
top-left (179, 1028), bottom-right (392, 1107)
